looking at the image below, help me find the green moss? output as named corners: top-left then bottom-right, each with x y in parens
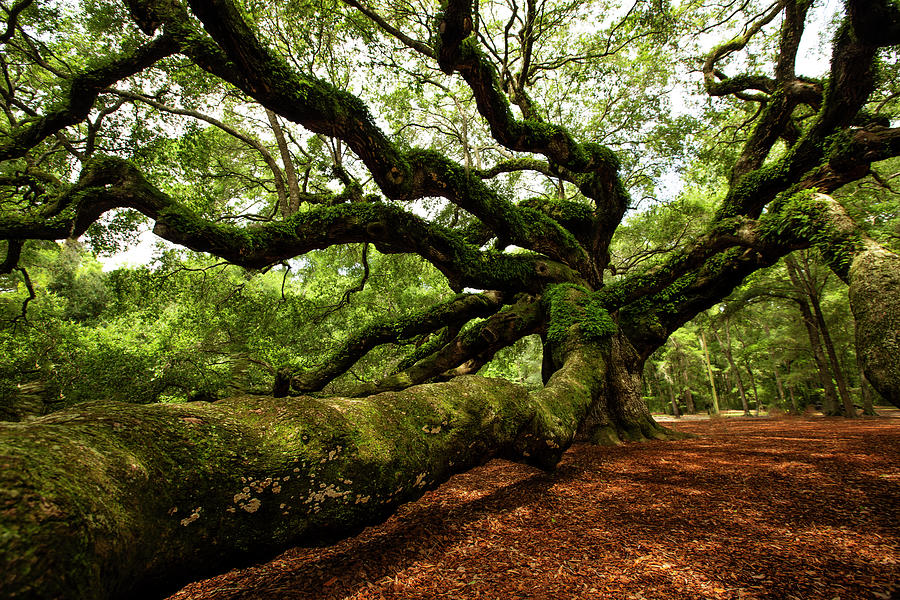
top-left (544, 284), bottom-right (617, 345)
top-left (759, 189), bottom-right (863, 278)
top-left (824, 129), bottom-right (865, 171)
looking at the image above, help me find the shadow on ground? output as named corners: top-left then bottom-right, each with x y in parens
top-left (168, 416), bottom-right (900, 600)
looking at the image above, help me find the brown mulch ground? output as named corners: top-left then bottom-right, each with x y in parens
top-left (167, 414), bottom-right (900, 600)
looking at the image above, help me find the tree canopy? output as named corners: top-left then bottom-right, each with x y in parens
top-left (1, 0), bottom-right (900, 597)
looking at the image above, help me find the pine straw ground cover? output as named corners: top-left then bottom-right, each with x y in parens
top-left (168, 414), bottom-right (900, 600)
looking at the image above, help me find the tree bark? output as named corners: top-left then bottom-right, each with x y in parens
top-left (773, 363), bottom-right (787, 409)
top-left (788, 381), bottom-right (799, 414)
top-left (784, 256), bottom-right (842, 415)
top-left (848, 246), bottom-right (900, 408)
top-left (792, 253), bottom-right (856, 417)
top-left (858, 362), bottom-right (877, 416)
top-left (714, 321), bottom-right (750, 416)
top-left (671, 338), bottom-right (695, 414)
top-left (667, 379), bottom-right (681, 417)
top-left (683, 385), bottom-right (695, 414)
top-left (578, 334), bottom-right (683, 445)
top-left (699, 331), bottom-right (721, 416)
top-left (811, 295), bottom-right (856, 417)
top-left (0, 331), bottom-right (672, 600)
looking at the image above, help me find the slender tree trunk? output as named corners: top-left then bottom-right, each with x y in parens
top-left (699, 330), bottom-right (721, 416)
top-left (793, 253), bottom-right (856, 417)
top-left (761, 323), bottom-right (788, 411)
top-left (714, 322), bottom-right (749, 416)
top-left (671, 339), bottom-right (695, 413)
top-left (787, 383), bottom-right (799, 414)
top-left (746, 364), bottom-right (760, 416)
top-left (773, 364), bottom-right (787, 409)
top-left (265, 109), bottom-right (301, 216)
top-left (785, 256), bottom-right (841, 415)
top-left (857, 358), bottom-right (877, 416)
top-left (668, 381), bottom-right (680, 417)
top-left (812, 298), bottom-right (856, 418)
top-left (683, 385), bottom-right (696, 414)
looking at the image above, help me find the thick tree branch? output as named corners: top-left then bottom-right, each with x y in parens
top-left (128, 0), bottom-right (591, 276)
top-left (0, 337), bottom-right (605, 599)
top-left (718, 10), bottom-right (881, 218)
top-left (280, 291), bottom-right (506, 395)
top-left (0, 238), bottom-right (23, 273)
top-left (433, 0), bottom-right (630, 280)
top-left (345, 294), bottom-right (543, 397)
top-left (0, 34), bottom-right (177, 160)
top-left (0, 157), bottom-right (583, 292)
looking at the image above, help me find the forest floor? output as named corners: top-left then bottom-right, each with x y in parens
top-left (168, 412), bottom-right (900, 600)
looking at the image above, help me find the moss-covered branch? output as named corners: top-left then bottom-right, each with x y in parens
top-left (712, 4), bottom-right (882, 218)
top-left (0, 157), bottom-right (584, 293)
top-left (279, 291), bottom-right (506, 395)
top-left (701, 2), bottom-right (783, 98)
top-left (344, 294), bottom-right (543, 397)
top-left (846, 0), bottom-right (900, 46)
top-left (0, 320), bottom-right (619, 599)
top-left (0, 34), bottom-right (177, 161)
top-left (119, 0), bottom-right (592, 276)
top-left (432, 2), bottom-right (628, 280)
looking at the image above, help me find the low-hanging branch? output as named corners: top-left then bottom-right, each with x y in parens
top-left (0, 156), bottom-right (583, 292)
top-left (277, 291), bottom-right (507, 395)
top-left (344, 294), bottom-right (544, 397)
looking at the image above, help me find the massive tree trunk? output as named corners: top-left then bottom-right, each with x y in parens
top-left (0, 333), bottom-right (666, 600)
top-left (848, 246), bottom-right (900, 407)
top-left (577, 334), bottom-right (680, 445)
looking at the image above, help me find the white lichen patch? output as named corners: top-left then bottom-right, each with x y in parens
top-left (414, 472), bottom-right (428, 488)
top-left (240, 498), bottom-right (261, 513)
top-left (305, 484), bottom-right (350, 504)
top-left (180, 507), bottom-right (202, 526)
top-left (234, 491), bottom-right (251, 503)
top-left (293, 467), bottom-right (300, 473)
top-left (354, 495), bottom-right (371, 504)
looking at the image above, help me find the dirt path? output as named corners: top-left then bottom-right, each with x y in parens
top-left (167, 416), bottom-right (899, 600)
